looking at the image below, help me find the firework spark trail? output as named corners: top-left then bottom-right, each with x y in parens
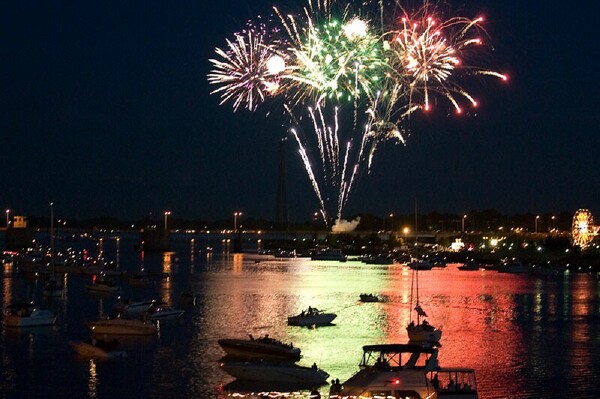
top-left (290, 128), bottom-right (327, 220)
top-left (208, 0), bottom-right (507, 222)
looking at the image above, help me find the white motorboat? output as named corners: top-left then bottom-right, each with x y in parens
top-left (310, 248), bottom-right (347, 262)
top-left (287, 307), bottom-right (336, 326)
top-left (220, 361), bottom-right (329, 385)
top-left (69, 338), bottom-right (128, 360)
top-left (218, 335), bottom-right (301, 361)
top-left (88, 318), bottom-right (158, 336)
top-left (143, 301), bottom-right (184, 321)
top-left (333, 344), bottom-right (479, 399)
top-left (85, 275), bottom-right (122, 293)
top-left (2, 303), bottom-right (56, 327)
top-left (115, 300), bottom-right (155, 317)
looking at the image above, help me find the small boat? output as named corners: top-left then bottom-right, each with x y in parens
top-left (127, 271), bottom-right (152, 286)
top-left (359, 293), bottom-right (380, 303)
top-left (362, 255), bottom-right (394, 265)
top-left (85, 274), bottom-right (122, 293)
top-left (458, 260), bottom-right (481, 271)
top-left (287, 307), bottom-right (336, 327)
top-left (218, 334), bottom-right (301, 361)
top-left (143, 301), bottom-right (184, 321)
top-left (88, 318), bottom-right (158, 336)
top-left (529, 262), bottom-right (563, 277)
top-left (220, 361), bottom-right (329, 385)
top-left (408, 260), bottom-right (434, 270)
top-left (42, 275), bottom-right (64, 297)
top-left (497, 260), bottom-right (528, 273)
top-left (179, 290), bottom-right (196, 305)
top-left (3, 303), bottom-right (56, 328)
top-left (69, 338), bottom-right (128, 360)
top-left (117, 300), bottom-right (155, 317)
top-left (407, 318), bottom-right (442, 346)
top-left (310, 248), bottom-right (347, 262)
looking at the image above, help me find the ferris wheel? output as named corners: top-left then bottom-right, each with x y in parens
top-left (572, 209), bottom-right (598, 248)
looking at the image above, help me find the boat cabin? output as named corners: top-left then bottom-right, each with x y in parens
top-left (429, 368), bottom-right (478, 398)
top-left (359, 344), bottom-right (440, 371)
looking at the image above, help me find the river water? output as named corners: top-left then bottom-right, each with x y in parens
top-left (1, 234), bottom-right (599, 398)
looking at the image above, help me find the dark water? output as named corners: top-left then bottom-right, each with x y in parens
top-left (1, 234), bottom-right (599, 399)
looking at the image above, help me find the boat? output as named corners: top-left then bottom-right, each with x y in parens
top-left (2, 303), bottom-right (57, 327)
top-left (333, 344), bottom-right (479, 399)
top-left (335, 343), bottom-right (440, 399)
top-left (497, 260), bottom-right (528, 273)
top-left (359, 293), bottom-right (380, 303)
top-left (529, 262), bottom-right (563, 277)
top-left (116, 299), bottom-right (155, 317)
top-left (407, 266), bottom-right (442, 346)
top-left (431, 257), bottom-right (448, 268)
top-left (408, 260), bottom-right (434, 270)
top-left (458, 260), bottom-right (481, 271)
top-left (42, 275), bottom-right (64, 297)
top-left (69, 338), bottom-right (128, 360)
top-left (85, 274), bottom-right (122, 293)
top-left (88, 318), bottom-right (158, 336)
top-left (310, 248), bottom-right (347, 262)
top-left (362, 255), bottom-right (394, 265)
top-left (220, 361), bottom-right (329, 385)
top-left (218, 334), bottom-right (301, 361)
top-left (179, 290), bottom-right (196, 305)
top-left (143, 301), bottom-right (184, 321)
top-left (287, 307), bottom-right (337, 326)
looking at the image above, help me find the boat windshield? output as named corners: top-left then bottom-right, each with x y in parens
top-left (360, 344), bottom-right (435, 370)
top-left (428, 369), bottom-right (477, 393)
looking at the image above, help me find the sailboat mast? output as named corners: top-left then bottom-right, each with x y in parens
top-left (50, 202), bottom-right (54, 272)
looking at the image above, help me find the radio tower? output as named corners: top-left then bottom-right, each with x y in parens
top-left (275, 137), bottom-right (289, 229)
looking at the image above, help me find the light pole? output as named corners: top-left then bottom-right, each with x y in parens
top-left (551, 215), bottom-right (556, 232)
top-left (462, 214), bottom-right (467, 233)
top-left (535, 215), bottom-right (540, 233)
top-left (403, 227), bottom-right (410, 245)
top-left (164, 211), bottom-right (171, 230)
top-left (389, 213), bottom-right (394, 232)
top-left (234, 212), bottom-right (243, 231)
top-left (5, 209), bottom-right (10, 229)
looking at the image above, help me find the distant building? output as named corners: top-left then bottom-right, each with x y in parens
top-left (6, 215), bottom-right (34, 250)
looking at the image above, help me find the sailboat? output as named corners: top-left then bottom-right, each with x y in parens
top-left (406, 199), bottom-right (442, 346)
top-left (43, 202), bottom-right (64, 298)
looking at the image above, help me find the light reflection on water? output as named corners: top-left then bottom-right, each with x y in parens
top-left (0, 236), bottom-right (599, 398)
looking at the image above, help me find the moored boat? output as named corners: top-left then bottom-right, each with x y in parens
top-left (2, 303), bottom-right (56, 327)
top-left (88, 318), bottom-right (158, 336)
top-left (85, 274), bottom-right (122, 293)
top-left (220, 361), bottom-right (329, 385)
top-left (218, 335), bottom-right (301, 361)
top-left (458, 260), bottom-right (481, 271)
top-left (143, 301), bottom-right (184, 321)
top-left (310, 248), bottom-right (347, 262)
top-left (69, 338), bottom-right (128, 360)
top-left (287, 307), bottom-right (336, 326)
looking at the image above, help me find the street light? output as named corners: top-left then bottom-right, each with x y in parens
top-left (234, 212), bottom-right (243, 231)
top-left (389, 213), bottom-right (394, 232)
top-left (462, 214), bottom-right (467, 233)
top-left (535, 215), bottom-right (540, 233)
top-left (5, 209), bottom-right (10, 229)
top-left (403, 227), bottom-right (410, 245)
top-left (164, 211), bottom-right (171, 230)
top-left (551, 215), bottom-right (556, 232)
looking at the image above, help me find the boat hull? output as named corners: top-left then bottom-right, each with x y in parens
top-left (3, 313), bottom-right (56, 328)
top-left (69, 341), bottom-right (127, 360)
top-left (287, 313), bottom-right (336, 326)
top-left (220, 362), bottom-right (329, 384)
top-left (218, 339), bottom-right (301, 361)
top-left (88, 319), bottom-right (158, 336)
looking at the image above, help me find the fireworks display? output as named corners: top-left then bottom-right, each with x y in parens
top-left (208, 0), bottom-right (507, 224)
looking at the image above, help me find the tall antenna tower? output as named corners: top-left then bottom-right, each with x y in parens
top-left (275, 137), bottom-right (289, 229)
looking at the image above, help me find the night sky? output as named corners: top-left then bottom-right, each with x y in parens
top-left (1, 1), bottom-right (598, 221)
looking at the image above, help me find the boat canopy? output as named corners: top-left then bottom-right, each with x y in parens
top-left (362, 344), bottom-right (436, 354)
